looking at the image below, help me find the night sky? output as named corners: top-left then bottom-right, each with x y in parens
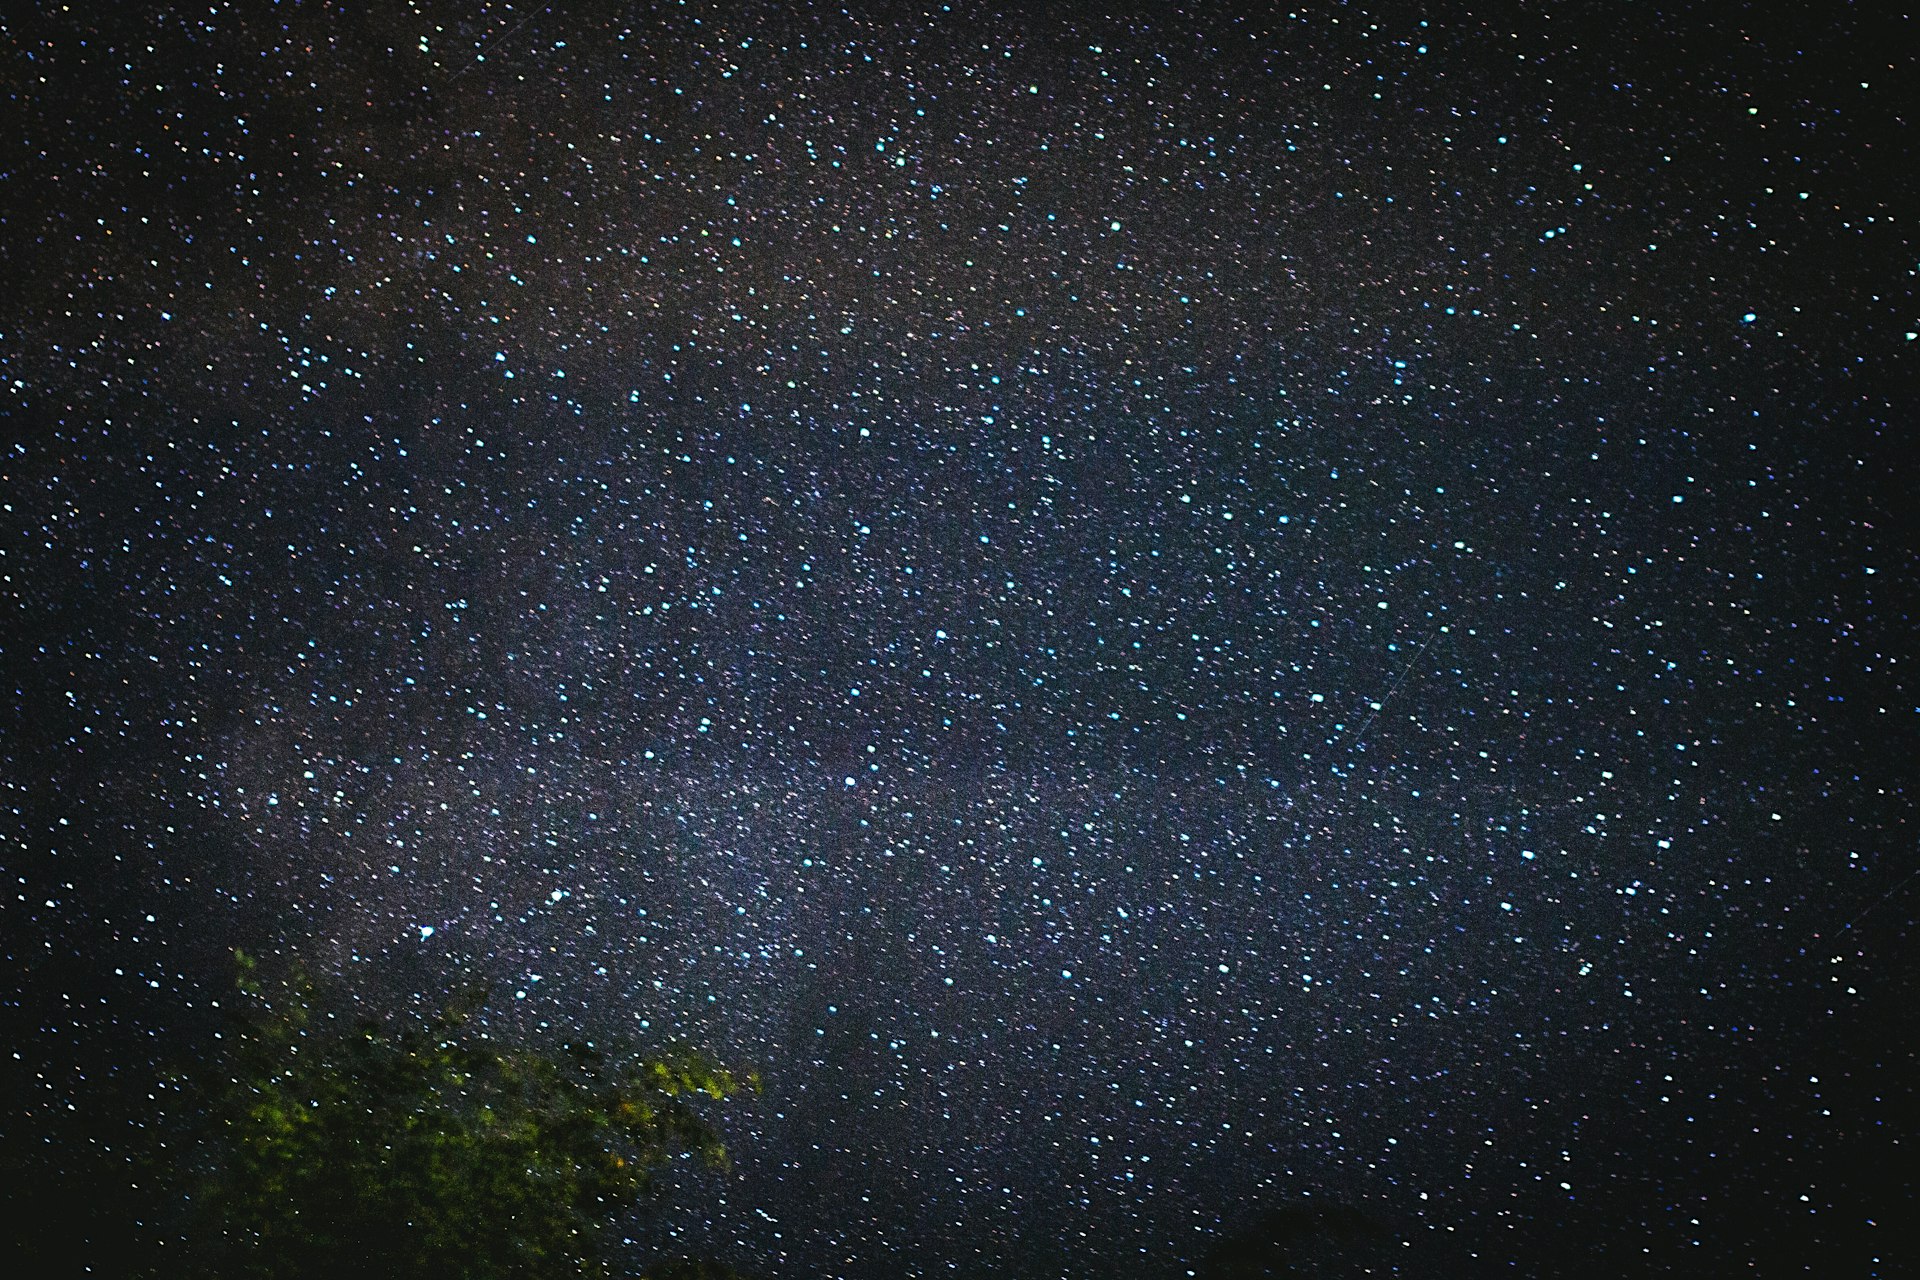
top-left (3, 3), bottom-right (1915, 1276)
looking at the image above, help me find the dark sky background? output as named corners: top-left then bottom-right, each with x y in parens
top-left (3, 2), bottom-right (1914, 1276)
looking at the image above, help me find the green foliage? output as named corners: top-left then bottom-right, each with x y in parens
top-left (175, 950), bottom-right (753, 1280)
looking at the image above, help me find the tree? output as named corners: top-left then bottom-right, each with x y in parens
top-left (1196, 1203), bottom-right (1392, 1279)
top-left (167, 951), bottom-right (753, 1280)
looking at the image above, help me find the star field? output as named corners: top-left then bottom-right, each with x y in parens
top-left (2, 3), bottom-right (1915, 1276)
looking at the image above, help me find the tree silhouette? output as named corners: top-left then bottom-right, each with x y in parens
top-left (1198, 1203), bottom-right (1392, 1279)
top-left (162, 951), bottom-right (753, 1280)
